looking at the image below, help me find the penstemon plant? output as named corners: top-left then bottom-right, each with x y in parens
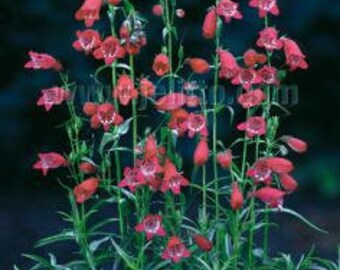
top-left (17, 0), bottom-right (338, 269)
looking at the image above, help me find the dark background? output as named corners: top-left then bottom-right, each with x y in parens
top-left (1, 0), bottom-right (340, 269)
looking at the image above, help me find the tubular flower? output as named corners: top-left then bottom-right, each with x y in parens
top-left (135, 214), bottom-right (166, 240)
top-left (258, 65), bottom-right (279, 85)
top-left (237, 116), bottom-right (267, 138)
top-left (247, 159), bottom-right (272, 185)
top-left (155, 93), bottom-right (187, 111)
top-left (90, 103), bottom-right (123, 131)
top-left (216, 0), bottom-right (242, 23)
top-left (193, 234), bottom-right (213, 252)
top-left (256, 27), bottom-right (282, 51)
top-left (74, 178), bottom-right (99, 204)
top-left (187, 113), bottom-right (208, 138)
top-left (37, 87), bottom-right (70, 112)
top-left (230, 182), bottom-right (244, 210)
top-left (118, 167), bottom-right (146, 193)
top-left (237, 89), bottom-right (266, 109)
top-left (152, 4), bottom-right (163, 16)
top-left (153, 54), bottom-right (170, 76)
top-left (93, 37), bottom-right (125, 65)
top-left (202, 7), bottom-right (217, 39)
top-left (279, 173), bottom-right (298, 192)
top-left (161, 236), bottom-right (191, 263)
top-left (161, 159), bottom-right (189, 195)
top-left (139, 78), bottom-right (155, 97)
top-left (217, 150), bottom-right (232, 169)
top-left (281, 136), bottom-right (308, 153)
top-left (113, 74), bottom-right (138, 106)
top-left (33, 153), bottom-right (67, 176)
top-left (281, 37), bottom-right (308, 71)
top-left (186, 58), bottom-right (210, 74)
top-left (79, 162), bottom-right (97, 174)
top-left (168, 109), bottom-right (189, 137)
top-left (73, 29), bottom-right (101, 54)
top-left (75, 0), bottom-right (102, 27)
top-left (251, 187), bottom-right (286, 208)
top-left (83, 102), bottom-right (98, 116)
top-left (243, 49), bottom-right (267, 67)
top-left (24, 51), bottom-right (62, 71)
top-left (218, 49), bottom-right (240, 80)
top-left (186, 95), bottom-right (201, 108)
top-left (119, 19), bottom-right (147, 55)
top-left (231, 68), bottom-right (262, 90)
top-left (264, 157), bottom-right (294, 174)
top-left (138, 158), bottom-right (163, 182)
top-left (194, 139), bottom-right (210, 166)
top-left (144, 135), bottom-right (158, 161)
top-left (249, 0), bottom-right (279, 18)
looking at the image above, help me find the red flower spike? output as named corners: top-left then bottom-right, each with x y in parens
top-left (187, 113), bottom-right (208, 138)
top-left (33, 153), bottom-right (67, 176)
top-left (73, 30), bottom-right (101, 54)
top-left (152, 4), bottom-right (163, 16)
top-left (93, 37), bottom-right (125, 65)
top-left (217, 150), bottom-right (232, 169)
top-left (135, 214), bottom-right (166, 240)
top-left (90, 103), bottom-right (123, 131)
top-left (230, 182), bottom-right (244, 210)
top-left (218, 49), bottom-right (240, 80)
top-left (216, 0), bottom-right (242, 23)
top-left (231, 68), bottom-right (262, 91)
top-left (249, 0), bottom-right (279, 18)
top-left (243, 49), bottom-right (267, 67)
top-left (113, 74), bottom-right (138, 106)
top-left (194, 139), bottom-right (210, 166)
top-left (258, 65), bottom-right (279, 85)
top-left (83, 102), bottom-right (98, 116)
top-left (153, 54), bottom-right (170, 77)
top-left (186, 95), bottom-right (201, 108)
top-left (74, 178), bottom-right (99, 204)
top-left (140, 78), bottom-right (155, 97)
top-left (161, 159), bottom-right (189, 195)
top-left (161, 236), bottom-right (191, 263)
top-left (264, 157), bottom-right (294, 174)
top-left (37, 87), bottom-right (70, 112)
top-left (237, 116), bottom-right (267, 138)
top-left (186, 58), bottom-right (210, 74)
top-left (256, 27), bottom-right (283, 51)
top-left (176, 9), bottom-right (185, 18)
top-left (202, 8), bottom-right (217, 39)
top-left (79, 162), bottom-right (97, 174)
top-left (281, 37), bottom-right (308, 71)
top-left (279, 173), bottom-right (298, 192)
top-left (75, 0), bottom-right (102, 27)
top-left (24, 51), bottom-right (62, 71)
top-left (118, 167), bottom-right (146, 193)
top-left (251, 187), bottom-right (286, 209)
top-left (193, 234), bottom-right (213, 252)
top-left (238, 89), bottom-right (266, 109)
top-left (281, 136), bottom-right (308, 153)
top-left (155, 93), bottom-right (187, 111)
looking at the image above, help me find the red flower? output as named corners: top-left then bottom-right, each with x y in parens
top-left (279, 173), bottom-right (298, 192)
top-left (251, 187), bottom-right (286, 208)
top-left (187, 113), bottom-right (208, 138)
top-left (193, 234), bottom-right (213, 252)
top-left (230, 182), bottom-right (243, 210)
top-left (217, 150), bottom-right (232, 168)
top-left (161, 159), bottom-right (189, 194)
top-left (176, 9), bottom-right (186, 18)
top-left (258, 65), bottom-right (279, 85)
top-left (113, 74), bottom-right (138, 106)
top-left (168, 109), bottom-right (189, 136)
top-left (256, 27), bottom-right (282, 51)
top-left (249, 0), bottom-right (279, 18)
top-left (93, 37), bottom-right (125, 65)
top-left (186, 95), bottom-right (201, 108)
top-left (118, 167), bottom-right (146, 193)
top-left (73, 30), bottom-right (101, 54)
top-left (153, 54), bottom-right (170, 77)
top-left (90, 103), bottom-right (123, 131)
top-left (281, 136), bottom-right (308, 153)
top-left (202, 8), bottom-right (217, 39)
top-left (161, 236), bottom-right (191, 263)
top-left (155, 93), bottom-right (187, 111)
top-left (140, 78), bottom-right (155, 97)
top-left (79, 162), bottom-right (97, 174)
top-left (231, 68), bottom-right (262, 90)
top-left (119, 20), bottom-right (147, 55)
top-left (186, 58), bottom-right (210, 74)
top-left (243, 49), bottom-right (267, 67)
top-left (194, 139), bottom-right (209, 166)
top-left (237, 116), bottom-right (266, 138)
top-left (74, 178), bottom-right (99, 204)
top-left (237, 89), bottom-right (266, 109)
top-left (144, 135), bottom-right (158, 161)
top-left (247, 159), bottom-right (272, 184)
top-left (138, 158), bottom-right (163, 182)
top-left (135, 214), bottom-right (166, 240)
top-left (218, 49), bottom-right (240, 80)
top-left (216, 0), bottom-right (242, 23)
top-left (33, 153), bottom-right (67, 176)
top-left (264, 157), bottom-right (294, 174)
top-left (24, 51), bottom-right (62, 71)
top-left (281, 38), bottom-right (308, 71)
top-left (75, 0), bottom-right (102, 27)
top-left (37, 87), bottom-right (70, 112)
top-left (107, 0), bottom-right (121, 5)
top-left (152, 4), bottom-right (163, 16)
top-left (83, 102), bottom-right (98, 116)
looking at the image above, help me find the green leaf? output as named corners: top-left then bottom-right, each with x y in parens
top-left (110, 238), bottom-right (136, 269)
top-left (124, 0), bottom-right (135, 13)
top-left (89, 237), bottom-right (110, 252)
top-left (35, 230), bottom-right (75, 248)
